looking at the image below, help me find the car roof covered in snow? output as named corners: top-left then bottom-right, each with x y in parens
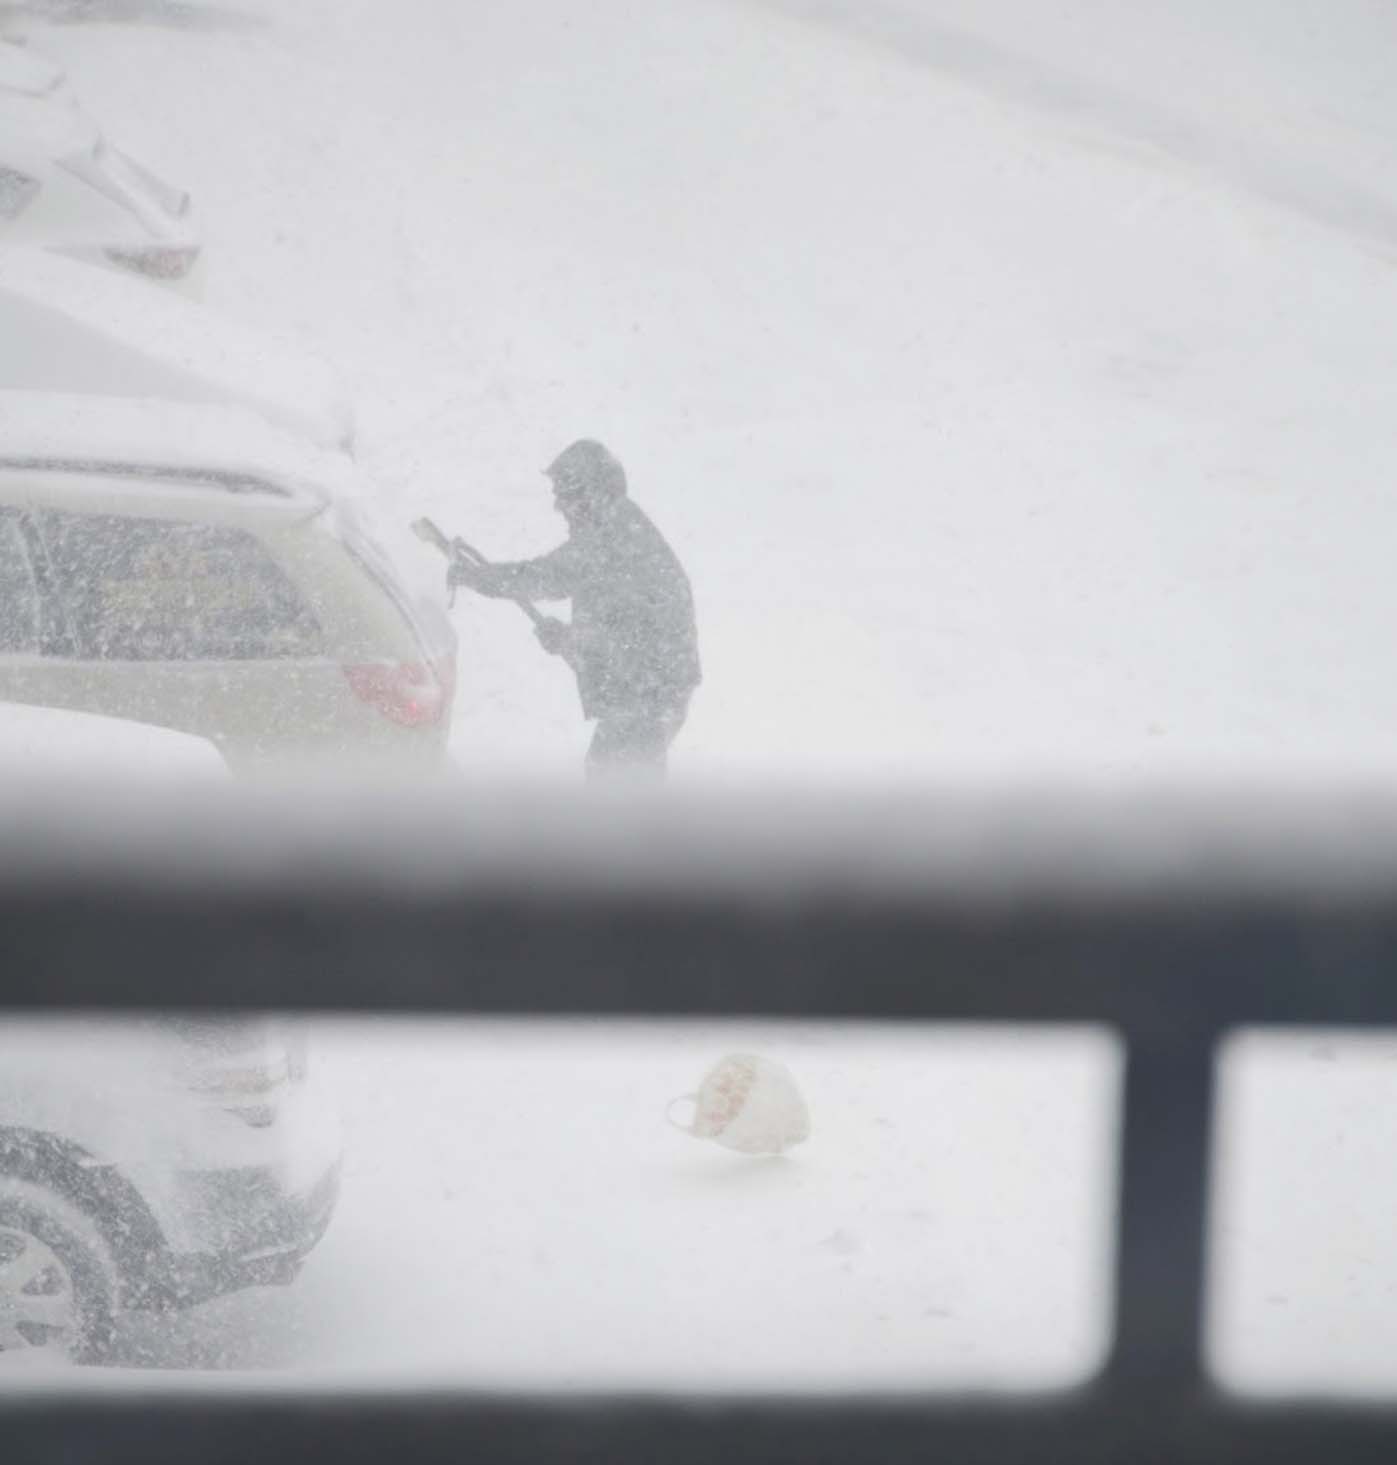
top-left (0, 249), bottom-right (352, 449)
top-left (0, 390), bottom-right (360, 506)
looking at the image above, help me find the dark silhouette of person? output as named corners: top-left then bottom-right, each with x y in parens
top-left (448, 440), bottom-right (700, 776)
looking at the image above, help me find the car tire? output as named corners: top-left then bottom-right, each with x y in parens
top-left (0, 1177), bottom-right (117, 1365)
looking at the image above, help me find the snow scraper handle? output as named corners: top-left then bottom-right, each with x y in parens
top-left (411, 516), bottom-right (547, 627)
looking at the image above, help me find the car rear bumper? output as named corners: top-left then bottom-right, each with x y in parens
top-left (127, 1159), bottom-right (340, 1310)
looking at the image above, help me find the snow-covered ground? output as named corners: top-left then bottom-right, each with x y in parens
top-left (114, 1022), bottom-right (1119, 1390)
top-left (4, 0), bottom-right (1397, 1396)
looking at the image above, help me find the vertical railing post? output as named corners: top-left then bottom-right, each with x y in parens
top-left (1108, 1028), bottom-right (1218, 1391)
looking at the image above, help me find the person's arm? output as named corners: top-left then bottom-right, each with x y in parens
top-left (450, 540), bottom-right (578, 601)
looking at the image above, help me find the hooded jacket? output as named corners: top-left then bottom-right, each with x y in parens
top-left (465, 492), bottom-right (701, 720)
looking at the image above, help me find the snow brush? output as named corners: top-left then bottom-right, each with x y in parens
top-left (411, 517), bottom-right (545, 626)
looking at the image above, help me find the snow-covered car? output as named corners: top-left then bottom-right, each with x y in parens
top-left (0, 1016), bottom-right (340, 1363)
top-left (1, 35), bottom-right (199, 287)
top-left (0, 701), bottom-right (228, 779)
top-left (0, 391), bottom-right (456, 774)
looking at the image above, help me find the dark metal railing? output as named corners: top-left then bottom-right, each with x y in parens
top-left (4, 788), bottom-right (1397, 1463)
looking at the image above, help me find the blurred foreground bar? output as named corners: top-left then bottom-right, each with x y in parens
top-left (10, 1390), bottom-right (1397, 1465)
top-left (4, 783), bottom-right (1397, 1464)
top-left (0, 784), bottom-right (1396, 1026)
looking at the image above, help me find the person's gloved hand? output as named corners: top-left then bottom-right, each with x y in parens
top-left (534, 617), bottom-right (570, 656)
top-left (448, 553), bottom-right (485, 591)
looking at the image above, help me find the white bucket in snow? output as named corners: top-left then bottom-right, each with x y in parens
top-left (666, 1053), bottom-right (810, 1156)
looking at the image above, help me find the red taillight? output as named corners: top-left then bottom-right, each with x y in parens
top-left (343, 661), bottom-right (448, 727)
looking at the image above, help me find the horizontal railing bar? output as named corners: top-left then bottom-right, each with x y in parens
top-left (6, 1391), bottom-right (1397, 1465)
top-left (3, 887), bottom-right (1397, 1030)
top-left (3, 790), bottom-right (1397, 1027)
top-left (7, 787), bottom-right (1397, 907)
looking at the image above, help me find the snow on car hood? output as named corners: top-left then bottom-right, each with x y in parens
top-left (0, 248), bottom-right (353, 449)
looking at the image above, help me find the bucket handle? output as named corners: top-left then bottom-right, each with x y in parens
top-left (666, 1093), bottom-right (699, 1133)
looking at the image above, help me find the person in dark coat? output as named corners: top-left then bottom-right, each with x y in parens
top-left (447, 439), bottom-right (701, 776)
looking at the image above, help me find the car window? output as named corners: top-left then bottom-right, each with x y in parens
top-left (33, 508), bottom-right (323, 663)
top-left (0, 511), bottom-right (40, 655)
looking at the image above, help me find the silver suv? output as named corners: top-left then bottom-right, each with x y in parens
top-left (0, 391), bottom-right (455, 774)
top-left (0, 1016), bottom-right (339, 1363)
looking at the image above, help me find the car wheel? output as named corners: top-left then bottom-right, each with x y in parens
top-left (0, 1178), bottom-right (116, 1366)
